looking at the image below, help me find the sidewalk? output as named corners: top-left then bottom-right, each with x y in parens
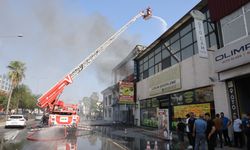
top-left (0, 118), bottom-right (6, 127)
top-left (139, 128), bottom-right (245, 150)
top-left (78, 120), bottom-right (246, 150)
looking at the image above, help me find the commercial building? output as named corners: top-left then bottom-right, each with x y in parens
top-left (101, 45), bottom-right (146, 123)
top-left (133, 0), bottom-right (250, 131)
top-left (210, 0), bottom-right (250, 118)
top-left (134, 0), bottom-right (218, 129)
top-left (102, 85), bottom-right (115, 121)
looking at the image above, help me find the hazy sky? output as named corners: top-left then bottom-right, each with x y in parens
top-left (0, 0), bottom-right (200, 103)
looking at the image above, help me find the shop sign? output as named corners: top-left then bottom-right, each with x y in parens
top-left (195, 86), bottom-right (214, 103)
top-left (171, 87), bottom-right (213, 105)
top-left (173, 103), bottom-right (211, 118)
top-left (191, 10), bottom-right (208, 58)
top-left (149, 64), bottom-right (181, 96)
top-left (227, 81), bottom-right (239, 117)
top-left (159, 99), bottom-right (169, 109)
top-left (119, 81), bottom-right (134, 104)
top-left (214, 36), bottom-right (250, 72)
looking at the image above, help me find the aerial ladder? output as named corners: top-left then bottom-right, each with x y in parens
top-left (36, 8), bottom-right (152, 127)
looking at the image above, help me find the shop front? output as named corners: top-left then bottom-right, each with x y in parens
top-left (140, 98), bottom-right (159, 128)
top-left (170, 86), bottom-right (215, 130)
top-left (214, 36), bottom-right (250, 118)
top-left (139, 86), bottom-right (215, 129)
top-left (225, 75), bottom-right (250, 118)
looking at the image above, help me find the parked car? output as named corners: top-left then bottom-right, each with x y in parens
top-left (35, 114), bottom-right (43, 121)
top-left (5, 115), bottom-right (26, 128)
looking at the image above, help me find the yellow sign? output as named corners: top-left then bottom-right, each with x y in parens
top-left (119, 82), bottom-right (134, 104)
top-left (174, 103), bottom-right (211, 118)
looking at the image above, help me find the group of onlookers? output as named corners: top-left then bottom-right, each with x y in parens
top-left (176, 112), bottom-right (250, 150)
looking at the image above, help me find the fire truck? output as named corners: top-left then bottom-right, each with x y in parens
top-left (36, 8), bottom-right (152, 127)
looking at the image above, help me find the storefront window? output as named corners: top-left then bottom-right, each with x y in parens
top-left (146, 99), bottom-right (152, 107)
top-left (152, 98), bottom-right (159, 107)
top-left (140, 108), bottom-right (158, 127)
top-left (140, 99), bottom-right (159, 128)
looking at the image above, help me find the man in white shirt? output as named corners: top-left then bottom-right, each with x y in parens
top-left (186, 113), bottom-right (193, 149)
top-left (233, 114), bottom-right (243, 148)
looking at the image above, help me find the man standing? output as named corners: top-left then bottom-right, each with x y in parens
top-left (188, 112), bottom-right (196, 149)
top-left (177, 117), bottom-right (186, 142)
top-left (244, 113), bottom-right (250, 150)
top-left (186, 113), bottom-right (192, 148)
top-left (232, 114), bottom-right (243, 148)
top-left (220, 112), bottom-right (232, 146)
top-left (213, 113), bottom-right (223, 148)
top-left (193, 113), bottom-right (207, 150)
top-left (205, 113), bottom-right (216, 150)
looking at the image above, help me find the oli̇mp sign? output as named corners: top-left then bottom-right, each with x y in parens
top-left (214, 36), bottom-right (250, 72)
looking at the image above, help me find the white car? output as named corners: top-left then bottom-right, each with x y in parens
top-left (5, 115), bottom-right (27, 128)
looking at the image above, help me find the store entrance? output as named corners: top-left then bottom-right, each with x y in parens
top-left (235, 75), bottom-right (250, 115)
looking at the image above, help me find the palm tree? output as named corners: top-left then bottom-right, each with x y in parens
top-left (5, 61), bottom-right (26, 118)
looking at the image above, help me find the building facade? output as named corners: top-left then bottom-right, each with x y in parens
top-left (211, 0), bottom-right (250, 118)
top-left (0, 74), bottom-right (12, 94)
top-left (101, 86), bottom-right (114, 121)
top-left (134, 0), bottom-right (219, 129)
top-left (101, 45), bottom-right (146, 124)
top-left (133, 0), bottom-right (250, 131)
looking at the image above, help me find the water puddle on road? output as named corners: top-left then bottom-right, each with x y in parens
top-left (0, 126), bottom-right (183, 150)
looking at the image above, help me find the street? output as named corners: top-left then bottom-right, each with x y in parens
top-left (0, 119), bottom-right (169, 150)
top-left (0, 119), bottom-right (247, 150)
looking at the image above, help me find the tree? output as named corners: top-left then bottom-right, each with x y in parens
top-left (6, 61), bottom-right (26, 117)
top-left (0, 94), bottom-right (8, 111)
top-left (11, 84), bottom-right (37, 112)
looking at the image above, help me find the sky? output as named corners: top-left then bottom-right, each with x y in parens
top-left (0, 0), bottom-right (200, 103)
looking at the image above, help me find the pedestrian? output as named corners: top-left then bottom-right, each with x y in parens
top-left (243, 113), bottom-right (250, 150)
top-left (188, 112), bottom-right (196, 149)
top-left (177, 117), bottom-right (186, 142)
top-left (186, 113), bottom-right (193, 149)
top-left (242, 114), bottom-right (247, 146)
top-left (213, 113), bottom-right (223, 148)
top-left (220, 112), bottom-right (232, 146)
top-left (193, 113), bottom-right (207, 150)
top-left (232, 114), bottom-right (243, 148)
top-left (205, 113), bottom-right (216, 150)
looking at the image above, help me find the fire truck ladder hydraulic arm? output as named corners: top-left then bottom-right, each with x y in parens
top-left (37, 7), bottom-right (152, 111)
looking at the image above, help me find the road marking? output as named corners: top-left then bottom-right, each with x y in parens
top-left (4, 130), bottom-right (20, 141)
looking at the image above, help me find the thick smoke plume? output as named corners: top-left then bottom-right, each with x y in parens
top-left (0, 0), bottom-right (140, 85)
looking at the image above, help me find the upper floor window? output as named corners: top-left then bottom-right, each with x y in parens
top-left (137, 9), bottom-right (217, 81)
top-left (108, 95), bottom-right (112, 105)
top-left (221, 2), bottom-right (250, 45)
